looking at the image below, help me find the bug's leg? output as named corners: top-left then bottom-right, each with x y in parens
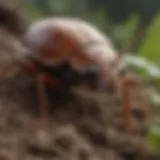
top-left (125, 76), bottom-right (150, 117)
top-left (36, 73), bottom-right (61, 122)
top-left (43, 74), bottom-right (61, 89)
top-left (120, 76), bottom-right (135, 132)
top-left (36, 73), bottom-right (49, 124)
top-left (134, 85), bottom-right (150, 117)
top-left (20, 60), bottom-right (39, 77)
top-left (120, 74), bottom-right (150, 133)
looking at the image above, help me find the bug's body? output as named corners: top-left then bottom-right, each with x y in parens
top-left (24, 18), bottom-right (117, 67)
top-left (20, 17), bottom-right (123, 88)
top-left (18, 17), bottom-right (149, 132)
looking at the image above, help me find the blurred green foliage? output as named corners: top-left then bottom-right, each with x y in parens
top-left (147, 124), bottom-right (160, 152)
top-left (140, 14), bottom-right (160, 62)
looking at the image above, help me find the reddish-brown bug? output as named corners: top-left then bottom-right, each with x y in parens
top-left (17, 17), bottom-right (150, 132)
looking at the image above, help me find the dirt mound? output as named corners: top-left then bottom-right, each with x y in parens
top-left (0, 77), bottom-right (158, 160)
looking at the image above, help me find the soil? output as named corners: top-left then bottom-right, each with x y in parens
top-left (0, 76), bottom-right (158, 160)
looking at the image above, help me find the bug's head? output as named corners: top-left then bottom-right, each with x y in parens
top-left (18, 20), bottom-right (55, 64)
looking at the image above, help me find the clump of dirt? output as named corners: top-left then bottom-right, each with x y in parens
top-left (0, 0), bottom-right (27, 36)
top-left (0, 2), bottom-right (27, 79)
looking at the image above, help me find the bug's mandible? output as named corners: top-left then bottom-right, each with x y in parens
top-left (17, 17), bottom-right (149, 132)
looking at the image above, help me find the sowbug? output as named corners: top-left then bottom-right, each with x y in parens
top-left (17, 17), bottom-right (149, 132)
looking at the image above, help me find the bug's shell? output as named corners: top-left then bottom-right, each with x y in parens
top-left (23, 18), bottom-right (118, 71)
top-left (19, 17), bottom-right (127, 90)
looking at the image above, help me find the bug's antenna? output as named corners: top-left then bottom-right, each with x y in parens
top-left (116, 27), bottom-right (146, 63)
